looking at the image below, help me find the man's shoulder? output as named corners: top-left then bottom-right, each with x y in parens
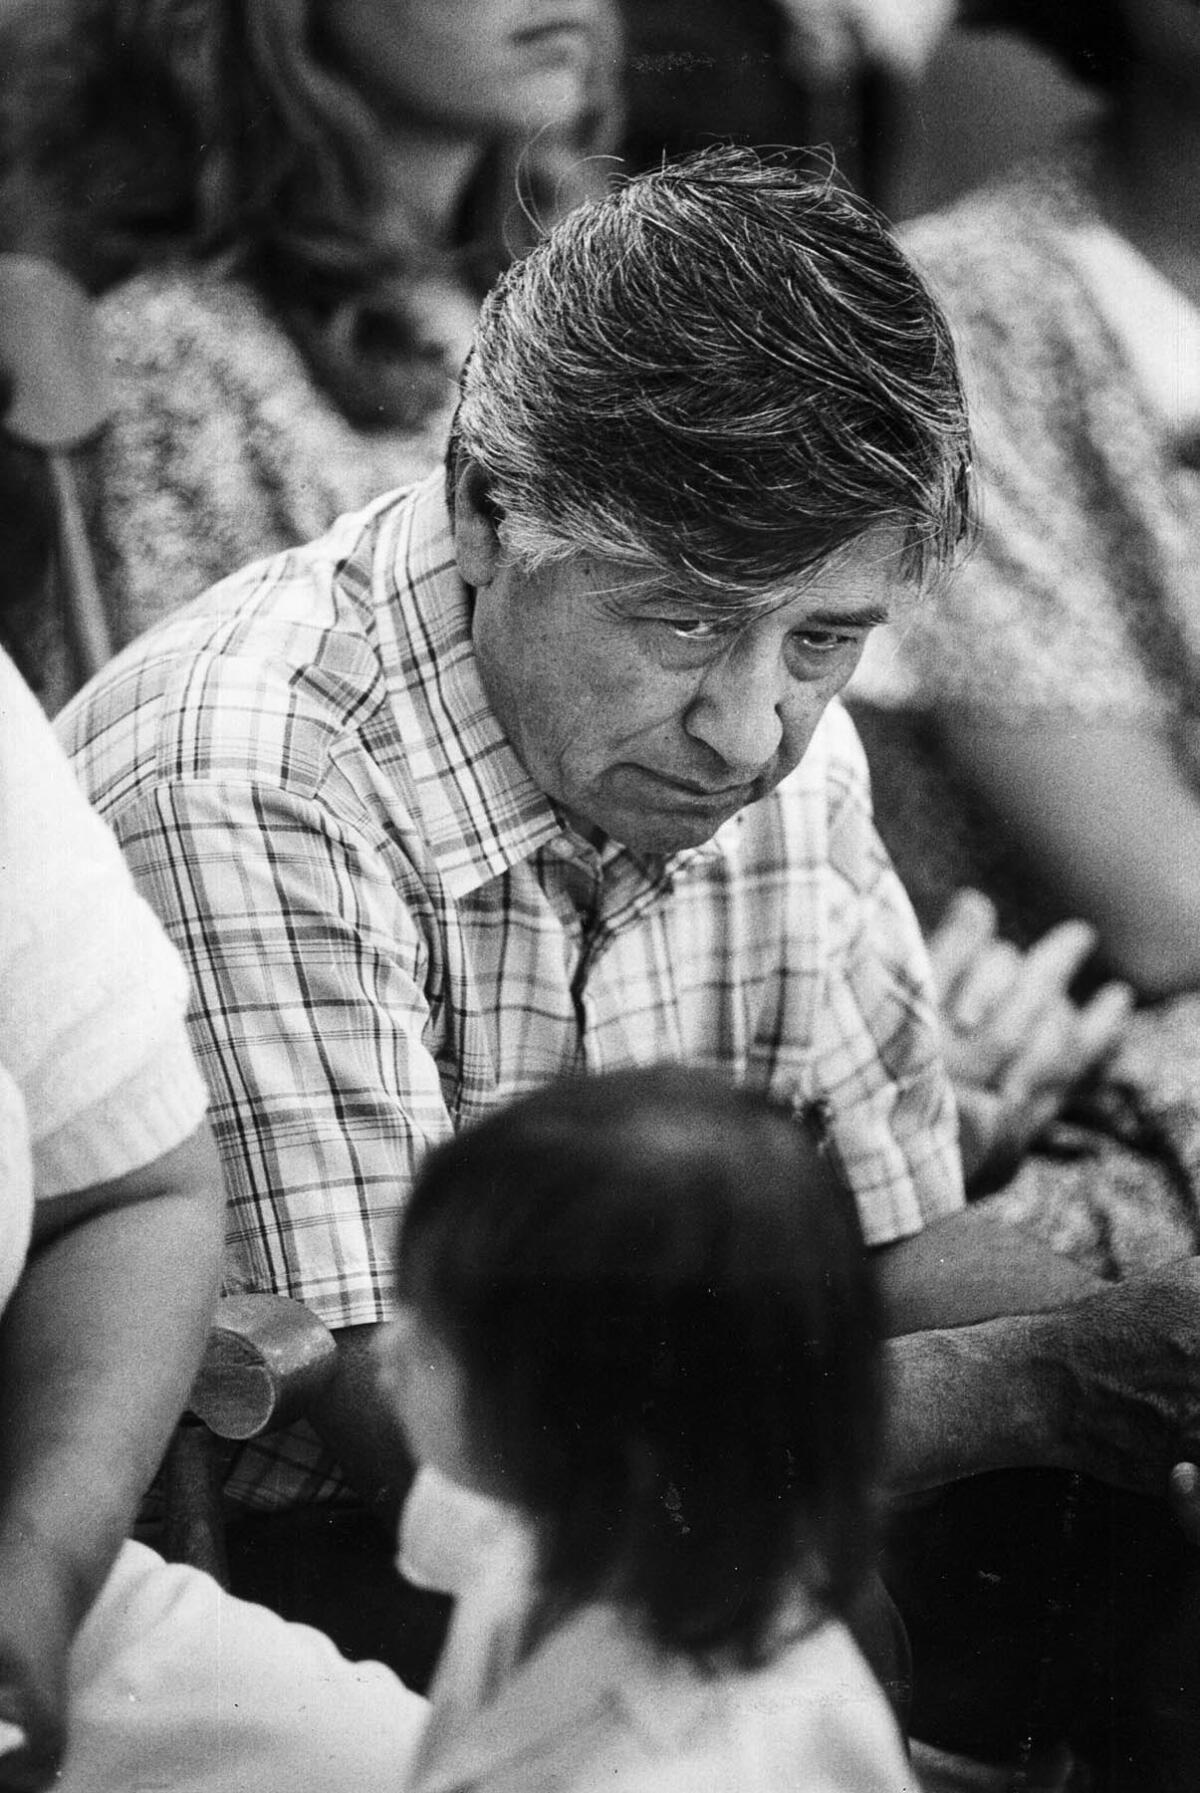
top-left (59, 491), bottom-right (424, 815)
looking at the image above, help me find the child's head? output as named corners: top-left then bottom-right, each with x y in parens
top-left (390, 1065), bottom-right (883, 1666)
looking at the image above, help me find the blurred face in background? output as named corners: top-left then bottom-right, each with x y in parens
top-left (319, 0), bottom-right (607, 136)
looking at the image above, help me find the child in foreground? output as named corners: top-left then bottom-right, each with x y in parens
top-left (383, 1065), bottom-right (913, 1793)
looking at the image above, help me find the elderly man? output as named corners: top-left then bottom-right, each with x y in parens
top-left (61, 148), bottom-right (1200, 1766)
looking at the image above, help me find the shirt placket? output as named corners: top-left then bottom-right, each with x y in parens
top-left (538, 835), bottom-right (680, 1073)
top-left (536, 836), bottom-right (598, 1071)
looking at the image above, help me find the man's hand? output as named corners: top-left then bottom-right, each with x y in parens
top-left (882, 1246), bottom-right (1200, 1536)
top-left (928, 890), bottom-right (1133, 1188)
top-left (778, 0), bottom-right (953, 80)
top-left (1043, 1260), bottom-right (1200, 1503)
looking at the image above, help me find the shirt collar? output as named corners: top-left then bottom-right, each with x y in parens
top-left (380, 473), bottom-right (561, 900)
top-left (413, 1517), bottom-right (825, 1793)
top-left (415, 1593), bottom-right (714, 1793)
top-left (380, 475), bottom-right (740, 903)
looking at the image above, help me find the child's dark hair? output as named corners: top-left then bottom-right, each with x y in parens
top-left (396, 1065), bottom-right (883, 1668)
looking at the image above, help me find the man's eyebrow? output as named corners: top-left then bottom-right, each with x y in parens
top-left (616, 588), bottom-right (892, 629)
top-left (797, 603), bottom-right (891, 629)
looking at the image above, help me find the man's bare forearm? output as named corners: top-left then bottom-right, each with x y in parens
top-left (872, 1206), bottom-right (1099, 1338)
top-left (883, 1312), bottom-right (1061, 1494)
top-left (884, 1258), bottom-right (1200, 1504)
top-left (872, 1206), bottom-right (1095, 1491)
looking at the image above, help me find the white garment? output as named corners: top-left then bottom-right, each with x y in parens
top-left (56, 1542), bottom-right (426, 1793)
top-left (0, 645), bottom-right (206, 1220)
top-left (408, 1516), bottom-right (916, 1793)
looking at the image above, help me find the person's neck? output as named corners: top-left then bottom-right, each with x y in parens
top-left (1098, 75), bottom-right (1200, 307)
top-left (374, 124), bottom-right (488, 250)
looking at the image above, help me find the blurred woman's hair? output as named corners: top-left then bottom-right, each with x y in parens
top-left (0, 0), bottom-right (621, 429)
top-left (960, 0), bottom-right (1133, 93)
top-left (396, 1065), bottom-right (884, 1669)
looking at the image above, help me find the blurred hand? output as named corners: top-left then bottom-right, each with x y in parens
top-left (778, 0), bottom-right (954, 81)
top-left (929, 890), bottom-right (1134, 1189)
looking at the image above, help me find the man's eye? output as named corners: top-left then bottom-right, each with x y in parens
top-left (794, 630), bottom-right (853, 654)
top-left (664, 619), bottom-right (724, 641)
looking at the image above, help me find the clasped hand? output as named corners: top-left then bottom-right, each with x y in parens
top-left (1045, 1259), bottom-right (1200, 1544)
top-left (929, 890), bottom-right (1134, 1190)
top-left (929, 906), bottom-right (1200, 1539)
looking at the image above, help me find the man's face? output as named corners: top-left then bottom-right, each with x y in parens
top-left (458, 476), bottom-right (910, 857)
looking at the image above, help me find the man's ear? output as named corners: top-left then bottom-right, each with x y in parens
top-left (453, 457), bottom-right (503, 590)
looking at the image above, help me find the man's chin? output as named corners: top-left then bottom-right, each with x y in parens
top-left (605, 803), bottom-right (736, 859)
top-left (574, 769), bottom-right (761, 857)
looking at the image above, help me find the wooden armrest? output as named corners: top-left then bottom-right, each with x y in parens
top-left (188, 1294), bottom-right (337, 1441)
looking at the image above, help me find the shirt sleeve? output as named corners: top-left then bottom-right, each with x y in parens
top-left (0, 650), bottom-right (207, 1199)
top-left (810, 708), bottom-right (964, 1246)
top-left (109, 774), bottom-right (458, 1331)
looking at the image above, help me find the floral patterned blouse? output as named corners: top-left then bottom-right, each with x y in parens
top-left (854, 139), bottom-right (1200, 772)
top-left (33, 263), bottom-right (475, 713)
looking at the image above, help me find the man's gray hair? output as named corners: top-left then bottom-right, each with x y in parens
top-left (453, 144), bottom-right (973, 608)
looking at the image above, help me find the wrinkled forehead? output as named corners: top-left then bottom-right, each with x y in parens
top-left (498, 505), bottom-right (925, 616)
top-left (703, 525), bottom-right (920, 620)
top-left (512, 520), bottom-right (922, 624)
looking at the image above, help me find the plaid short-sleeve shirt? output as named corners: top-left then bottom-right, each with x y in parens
top-left (60, 472), bottom-right (963, 1510)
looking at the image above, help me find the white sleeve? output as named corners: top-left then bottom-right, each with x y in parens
top-left (0, 650), bottom-right (207, 1196)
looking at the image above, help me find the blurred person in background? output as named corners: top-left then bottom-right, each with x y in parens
top-left (848, 4), bottom-right (1200, 1786)
top-left (855, 0), bottom-right (1200, 1005)
top-left (850, 0), bottom-right (1200, 1275)
top-left (0, 0), bottom-right (620, 708)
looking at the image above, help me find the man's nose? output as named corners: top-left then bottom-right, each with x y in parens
top-left (681, 638), bottom-right (791, 775)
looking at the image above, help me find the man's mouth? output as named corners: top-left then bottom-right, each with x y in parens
top-left (636, 767), bottom-right (757, 805)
